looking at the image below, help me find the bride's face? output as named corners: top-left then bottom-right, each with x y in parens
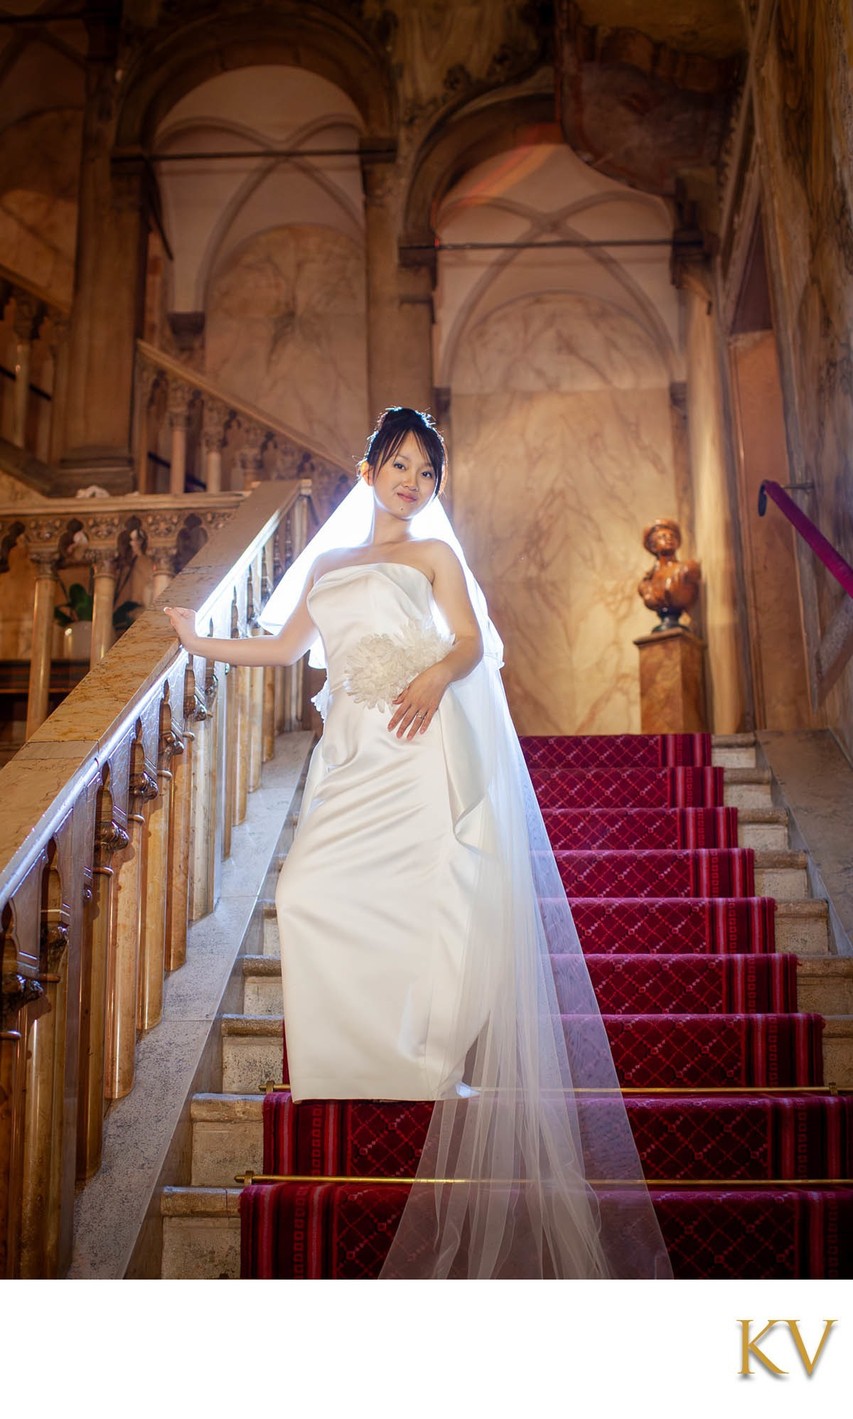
top-left (366, 431), bottom-right (439, 519)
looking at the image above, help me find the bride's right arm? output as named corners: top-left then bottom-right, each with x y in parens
top-left (162, 568), bottom-right (320, 668)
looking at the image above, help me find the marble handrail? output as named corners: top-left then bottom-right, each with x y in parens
top-left (0, 476), bottom-right (312, 1277)
top-left (0, 261), bottom-right (71, 322)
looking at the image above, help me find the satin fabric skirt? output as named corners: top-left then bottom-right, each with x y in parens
top-left (275, 685), bottom-right (480, 1101)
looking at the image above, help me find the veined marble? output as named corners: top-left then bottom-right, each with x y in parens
top-left (205, 225), bottom-right (368, 470)
top-left (450, 294), bottom-right (681, 735)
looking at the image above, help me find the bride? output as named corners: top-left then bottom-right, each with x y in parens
top-left (163, 406), bottom-right (673, 1281)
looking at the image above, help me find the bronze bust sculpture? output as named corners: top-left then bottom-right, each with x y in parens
top-left (638, 518), bottom-right (701, 631)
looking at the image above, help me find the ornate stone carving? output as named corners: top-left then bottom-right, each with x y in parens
top-left (94, 815), bottom-right (131, 870)
top-left (39, 922), bottom-right (69, 981)
top-left (638, 519), bottom-right (702, 631)
top-left (12, 293), bottom-right (43, 345)
top-left (202, 398), bottom-right (231, 452)
top-left (1, 973), bottom-right (44, 1032)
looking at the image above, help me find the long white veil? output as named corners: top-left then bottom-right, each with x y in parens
top-left (260, 477), bottom-right (673, 1280)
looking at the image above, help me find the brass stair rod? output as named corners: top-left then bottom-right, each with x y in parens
top-left (237, 1172), bottom-right (853, 1188)
top-left (264, 1082), bottom-right (850, 1095)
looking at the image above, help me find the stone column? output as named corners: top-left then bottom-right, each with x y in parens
top-left (89, 551), bottom-right (118, 666)
top-left (237, 421), bottom-right (267, 491)
top-left (167, 380), bottom-right (192, 496)
top-left (0, 974), bottom-right (43, 1278)
top-left (59, 16), bottom-right (149, 494)
top-left (149, 546), bottom-right (177, 601)
top-left (19, 924), bottom-right (69, 1278)
top-left (138, 717), bottom-right (180, 1033)
top-left (397, 254), bottom-right (436, 413)
top-left (134, 360), bottom-right (158, 494)
top-left (12, 295), bottom-right (41, 449)
top-left (47, 315), bottom-right (71, 466)
top-left (26, 550), bottom-right (60, 740)
top-left (105, 741), bottom-right (156, 1100)
top-left (361, 155), bottom-right (403, 418)
top-left (77, 800), bottom-right (128, 1180)
top-left (202, 398), bottom-right (229, 494)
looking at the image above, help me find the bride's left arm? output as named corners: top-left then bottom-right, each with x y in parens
top-left (387, 542), bottom-right (483, 738)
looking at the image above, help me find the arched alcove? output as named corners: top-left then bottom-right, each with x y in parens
top-left (434, 143), bottom-right (683, 735)
top-left (115, 7), bottom-right (396, 151)
top-left (149, 64), bottom-right (369, 466)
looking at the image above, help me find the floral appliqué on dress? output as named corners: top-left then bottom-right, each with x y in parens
top-left (311, 618), bottom-right (453, 721)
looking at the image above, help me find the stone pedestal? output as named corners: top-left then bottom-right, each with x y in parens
top-left (634, 625), bottom-right (707, 732)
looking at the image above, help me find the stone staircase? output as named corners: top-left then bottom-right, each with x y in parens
top-left (160, 732), bottom-right (853, 1279)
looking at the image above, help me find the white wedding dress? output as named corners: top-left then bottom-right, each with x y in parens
top-left (275, 560), bottom-right (493, 1102)
top-left (268, 544), bottom-right (673, 1278)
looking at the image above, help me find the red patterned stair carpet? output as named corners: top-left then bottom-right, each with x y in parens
top-left (241, 732), bottom-right (853, 1279)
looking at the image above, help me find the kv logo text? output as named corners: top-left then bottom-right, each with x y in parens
top-left (738, 1319), bottom-right (837, 1377)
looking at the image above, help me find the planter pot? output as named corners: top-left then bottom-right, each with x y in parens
top-left (59, 621), bottom-right (93, 661)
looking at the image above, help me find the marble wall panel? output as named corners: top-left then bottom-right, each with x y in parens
top-left (730, 331), bottom-right (812, 729)
top-left (450, 294), bottom-right (680, 735)
top-left (755, 0), bottom-right (853, 759)
top-left (0, 110), bottom-right (81, 304)
top-left (204, 225), bottom-right (368, 471)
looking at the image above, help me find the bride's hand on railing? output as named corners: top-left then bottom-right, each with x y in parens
top-left (163, 606), bottom-right (202, 654)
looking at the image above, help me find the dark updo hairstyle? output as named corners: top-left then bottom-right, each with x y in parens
top-left (361, 406), bottom-right (446, 498)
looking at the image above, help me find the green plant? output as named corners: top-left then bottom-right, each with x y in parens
top-left (53, 582), bottom-right (142, 633)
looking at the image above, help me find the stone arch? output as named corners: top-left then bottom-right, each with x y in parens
top-left (402, 91), bottom-right (557, 247)
top-left (115, 6), bottom-right (396, 151)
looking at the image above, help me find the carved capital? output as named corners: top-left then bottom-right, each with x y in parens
top-left (204, 661), bottom-right (219, 708)
top-left (28, 547), bottom-right (62, 576)
top-left (148, 545), bottom-right (177, 578)
top-left (202, 398), bottom-right (231, 451)
top-left (94, 815), bottom-right (130, 870)
top-left (1, 973), bottom-right (44, 1031)
top-left (167, 378), bottom-right (193, 427)
top-left (40, 921), bottom-right (69, 978)
top-left (161, 725), bottom-right (185, 764)
top-left (12, 292), bottom-right (43, 344)
top-left (130, 765), bottom-right (159, 802)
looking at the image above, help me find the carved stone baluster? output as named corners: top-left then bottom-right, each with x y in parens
top-left (167, 380), bottom-right (192, 496)
top-left (105, 740), bottom-right (157, 1099)
top-left (138, 702), bottom-right (180, 1032)
top-left (143, 507), bottom-right (182, 601)
top-left (202, 398), bottom-right (229, 495)
top-left (271, 525), bottom-right (286, 736)
top-left (234, 574), bottom-right (253, 822)
top-left (165, 672), bottom-right (193, 972)
top-left (25, 549), bottom-right (61, 740)
top-left (149, 545), bottom-right (177, 601)
top-left (192, 651), bottom-right (221, 917)
top-left (261, 540), bottom-right (276, 763)
top-left (20, 916), bottom-right (69, 1278)
top-left (89, 551), bottom-right (119, 666)
top-left (246, 563), bottom-right (265, 793)
top-left (134, 360), bottom-right (159, 494)
top-left (285, 487), bottom-right (311, 730)
top-left (223, 591), bottom-right (239, 857)
top-left (77, 784), bottom-right (129, 1180)
top-left (237, 420), bottom-right (268, 491)
top-left (0, 967), bottom-right (44, 1279)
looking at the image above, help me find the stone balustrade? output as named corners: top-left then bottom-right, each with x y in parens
top-left (134, 340), bottom-right (350, 508)
top-left (0, 477), bottom-right (312, 1278)
top-left (0, 264), bottom-right (71, 472)
top-left (0, 493), bottom-right (245, 740)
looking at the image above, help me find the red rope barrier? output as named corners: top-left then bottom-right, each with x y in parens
top-left (758, 481), bottom-right (853, 598)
